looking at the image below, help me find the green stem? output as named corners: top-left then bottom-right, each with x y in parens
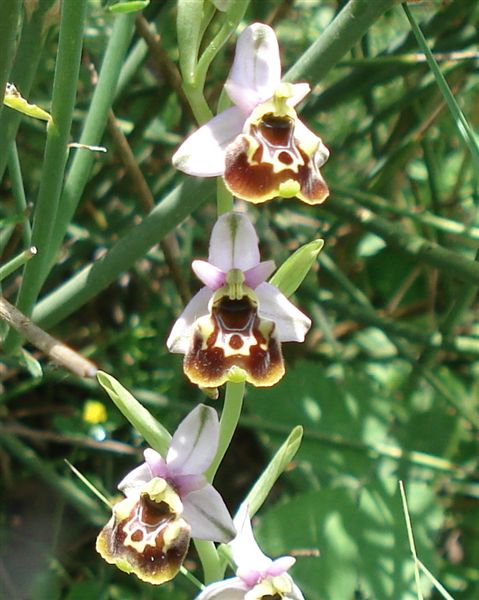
top-left (0, 0), bottom-right (58, 181)
top-left (182, 82), bottom-right (213, 125)
top-left (181, 0), bottom-right (249, 125)
top-left (284, 0), bottom-right (398, 83)
top-left (115, 33), bottom-right (148, 99)
top-left (0, 247), bottom-right (36, 283)
top-left (206, 381), bottom-right (245, 482)
top-left (193, 539), bottom-right (223, 585)
top-left (8, 143), bottom-right (31, 246)
top-left (194, 0), bottom-right (249, 88)
top-left (46, 13), bottom-right (136, 274)
top-left (0, 0), bottom-right (22, 113)
top-left (33, 178), bottom-right (214, 328)
top-left (5, 0), bottom-right (87, 351)
top-left (216, 179), bottom-right (234, 215)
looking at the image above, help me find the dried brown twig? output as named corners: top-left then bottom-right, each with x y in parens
top-left (0, 296), bottom-right (97, 378)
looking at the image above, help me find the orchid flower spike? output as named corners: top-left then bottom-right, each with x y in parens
top-left (96, 405), bottom-right (235, 585)
top-left (167, 212), bottom-right (311, 389)
top-left (196, 502), bottom-right (305, 599)
top-left (173, 22), bottom-right (330, 205)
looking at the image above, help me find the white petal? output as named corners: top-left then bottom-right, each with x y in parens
top-left (225, 23), bottom-right (281, 114)
top-left (231, 503), bottom-right (272, 574)
top-left (289, 578), bottom-right (306, 600)
top-left (288, 82), bottom-right (310, 107)
top-left (183, 484), bottom-right (236, 543)
top-left (313, 137), bottom-right (331, 168)
top-left (244, 260), bottom-right (276, 289)
top-left (256, 282), bottom-right (311, 343)
top-left (117, 462), bottom-right (152, 496)
top-left (209, 212), bottom-right (260, 272)
top-left (266, 556), bottom-right (296, 576)
top-left (167, 404), bottom-right (219, 475)
top-left (192, 260), bottom-right (226, 290)
top-left (172, 107), bottom-right (245, 176)
top-left (195, 578), bottom-right (248, 600)
top-left (294, 118), bottom-right (329, 161)
top-left (166, 287), bottom-right (212, 354)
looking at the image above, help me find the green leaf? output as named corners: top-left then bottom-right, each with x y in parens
top-left (97, 371), bottom-right (171, 455)
top-left (177, 0), bottom-right (205, 83)
top-left (246, 425), bottom-right (303, 517)
top-left (107, 0), bottom-right (149, 13)
top-left (4, 83), bottom-right (50, 121)
top-left (270, 239), bottom-right (324, 297)
top-left (20, 348), bottom-right (43, 378)
top-left (257, 482), bottom-right (443, 600)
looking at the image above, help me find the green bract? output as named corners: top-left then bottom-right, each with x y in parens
top-left (270, 239), bottom-right (324, 298)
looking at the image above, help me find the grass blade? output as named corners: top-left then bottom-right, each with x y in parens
top-left (399, 480), bottom-right (424, 600)
top-left (402, 3), bottom-right (479, 168)
top-left (5, 0), bottom-right (88, 352)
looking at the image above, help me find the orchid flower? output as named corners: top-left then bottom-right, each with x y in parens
top-left (173, 22), bottom-right (329, 205)
top-left (196, 503), bottom-right (305, 599)
top-left (96, 405), bottom-right (235, 585)
top-left (167, 212), bottom-right (311, 389)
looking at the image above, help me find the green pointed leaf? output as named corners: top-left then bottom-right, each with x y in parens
top-left (4, 83), bottom-right (51, 122)
top-left (97, 371), bottom-right (171, 455)
top-left (177, 0), bottom-right (205, 83)
top-left (107, 0), bottom-right (149, 14)
top-left (246, 425), bottom-right (303, 517)
top-left (20, 348), bottom-right (43, 378)
top-left (270, 239), bottom-right (324, 297)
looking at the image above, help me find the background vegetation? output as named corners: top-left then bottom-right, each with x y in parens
top-left (0, 0), bottom-right (478, 598)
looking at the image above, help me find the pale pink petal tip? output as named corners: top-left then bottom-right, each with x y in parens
top-left (266, 555), bottom-right (296, 576)
top-left (192, 260), bottom-right (226, 289)
top-left (144, 448), bottom-right (168, 478)
top-left (244, 260), bottom-right (276, 289)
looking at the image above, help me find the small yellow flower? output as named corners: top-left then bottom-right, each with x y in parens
top-left (83, 400), bottom-right (107, 425)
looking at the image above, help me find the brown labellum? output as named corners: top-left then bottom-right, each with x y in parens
top-left (224, 112), bottom-right (329, 205)
top-left (184, 293), bottom-right (285, 387)
top-left (96, 484), bottom-right (191, 585)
